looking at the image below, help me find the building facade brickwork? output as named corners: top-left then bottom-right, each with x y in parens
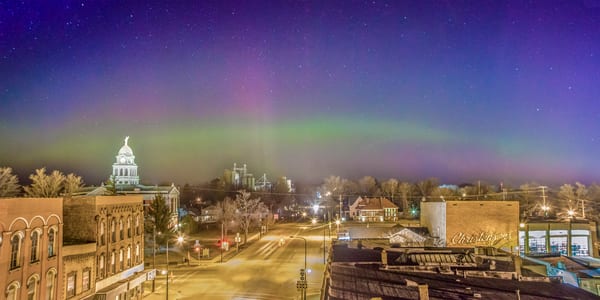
top-left (0, 198), bottom-right (64, 300)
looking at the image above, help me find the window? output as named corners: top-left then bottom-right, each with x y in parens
top-left (30, 231), bottom-right (40, 262)
top-left (27, 275), bottom-right (39, 300)
top-left (135, 242), bottom-right (140, 263)
top-left (100, 221), bottom-right (106, 246)
top-left (111, 219), bottom-right (116, 242)
top-left (119, 218), bottom-right (124, 240)
top-left (127, 246), bottom-right (132, 267)
top-left (66, 271), bottom-right (76, 297)
top-left (119, 248), bottom-right (124, 270)
top-left (135, 215), bottom-right (140, 235)
top-left (98, 255), bottom-right (105, 279)
top-left (10, 234), bottom-right (22, 269)
top-left (48, 228), bottom-right (56, 257)
top-left (111, 251), bottom-right (116, 274)
top-left (127, 217), bottom-right (132, 238)
top-left (46, 269), bottom-right (56, 300)
top-left (82, 269), bottom-right (90, 291)
top-left (6, 281), bottom-right (20, 300)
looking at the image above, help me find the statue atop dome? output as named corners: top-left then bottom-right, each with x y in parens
top-left (125, 136), bottom-right (129, 146)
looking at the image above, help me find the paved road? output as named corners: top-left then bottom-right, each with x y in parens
top-left (143, 223), bottom-right (331, 299)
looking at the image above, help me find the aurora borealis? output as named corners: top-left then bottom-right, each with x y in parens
top-left (1, 1), bottom-right (599, 186)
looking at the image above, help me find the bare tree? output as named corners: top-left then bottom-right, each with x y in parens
top-left (358, 176), bottom-right (380, 196)
top-left (415, 178), bottom-right (439, 201)
top-left (64, 173), bottom-right (84, 197)
top-left (216, 196), bottom-right (236, 235)
top-left (24, 168), bottom-right (65, 197)
top-left (381, 178), bottom-right (399, 204)
top-left (0, 167), bottom-right (21, 197)
top-left (398, 182), bottom-right (412, 216)
top-left (234, 190), bottom-right (263, 244)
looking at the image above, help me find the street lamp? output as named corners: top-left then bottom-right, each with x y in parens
top-left (165, 235), bottom-right (184, 300)
top-left (289, 235), bottom-right (307, 300)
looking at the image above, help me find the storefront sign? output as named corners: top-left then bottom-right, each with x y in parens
top-left (450, 231), bottom-right (511, 246)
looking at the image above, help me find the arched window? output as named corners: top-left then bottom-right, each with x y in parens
top-left (98, 254), bottom-right (105, 279)
top-left (46, 269), bottom-right (56, 300)
top-left (48, 228), bottom-right (56, 257)
top-left (127, 217), bottom-right (132, 238)
top-left (100, 221), bottom-right (106, 246)
top-left (135, 215), bottom-right (140, 235)
top-left (10, 233), bottom-right (22, 269)
top-left (119, 248), bottom-right (124, 270)
top-left (135, 242), bottom-right (140, 263)
top-left (127, 246), bottom-right (132, 267)
top-left (111, 251), bottom-right (116, 274)
top-left (27, 275), bottom-right (39, 300)
top-left (6, 281), bottom-right (20, 300)
top-left (111, 219), bottom-right (116, 242)
top-left (30, 230), bottom-right (40, 262)
top-left (119, 218), bottom-right (124, 240)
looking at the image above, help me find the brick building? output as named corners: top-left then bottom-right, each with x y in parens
top-left (63, 195), bottom-right (148, 299)
top-left (349, 197), bottom-right (399, 222)
top-left (0, 198), bottom-right (63, 300)
top-left (420, 200), bottom-right (520, 252)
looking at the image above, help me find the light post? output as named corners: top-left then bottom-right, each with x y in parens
top-left (289, 235), bottom-right (307, 300)
top-left (152, 226), bottom-right (156, 292)
top-left (165, 235), bottom-right (183, 300)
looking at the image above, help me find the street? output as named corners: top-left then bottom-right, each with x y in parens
top-left (143, 223), bottom-right (331, 299)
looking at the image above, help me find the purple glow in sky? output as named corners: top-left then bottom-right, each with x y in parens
top-left (1, 1), bottom-right (599, 186)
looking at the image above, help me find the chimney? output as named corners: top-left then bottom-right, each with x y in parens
top-left (418, 284), bottom-right (429, 300)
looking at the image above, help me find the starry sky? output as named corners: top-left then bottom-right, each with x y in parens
top-left (1, 1), bottom-right (600, 186)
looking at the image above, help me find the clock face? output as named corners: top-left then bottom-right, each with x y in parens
top-left (120, 157), bottom-right (126, 163)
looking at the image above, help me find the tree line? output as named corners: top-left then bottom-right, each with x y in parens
top-left (0, 167), bottom-right (84, 197)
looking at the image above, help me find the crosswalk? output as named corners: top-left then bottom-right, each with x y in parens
top-left (253, 238), bottom-right (284, 259)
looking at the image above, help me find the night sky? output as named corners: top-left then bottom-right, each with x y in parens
top-left (1, 1), bottom-right (600, 186)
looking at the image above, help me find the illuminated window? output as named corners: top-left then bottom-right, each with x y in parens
top-left (119, 218), bottom-right (124, 240)
top-left (135, 215), bottom-right (140, 235)
top-left (135, 242), bottom-right (140, 263)
top-left (82, 269), bottom-right (90, 291)
top-left (98, 255), bottom-right (105, 279)
top-left (111, 219), bottom-right (116, 242)
top-left (30, 230), bottom-right (40, 262)
top-left (66, 271), bottom-right (76, 297)
top-left (119, 248), bottom-right (124, 270)
top-left (127, 217), bottom-right (132, 238)
top-left (111, 251), bottom-right (116, 273)
top-left (127, 246), bottom-right (132, 267)
top-left (100, 221), bottom-right (106, 246)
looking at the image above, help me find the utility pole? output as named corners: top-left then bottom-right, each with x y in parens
top-left (152, 225), bottom-right (156, 292)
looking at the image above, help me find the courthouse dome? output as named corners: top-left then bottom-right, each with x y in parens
top-left (118, 136), bottom-right (134, 156)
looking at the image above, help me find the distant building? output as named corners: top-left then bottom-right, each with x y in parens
top-left (81, 137), bottom-right (180, 225)
top-left (420, 200), bottom-right (520, 252)
top-left (0, 198), bottom-right (63, 300)
top-left (519, 219), bottom-right (598, 257)
top-left (63, 195), bottom-right (149, 299)
top-left (348, 196), bottom-right (399, 222)
top-left (111, 136), bottom-right (139, 185)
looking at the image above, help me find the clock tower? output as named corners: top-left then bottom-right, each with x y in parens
top-left (111, 136), bottom-right (140, 185)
